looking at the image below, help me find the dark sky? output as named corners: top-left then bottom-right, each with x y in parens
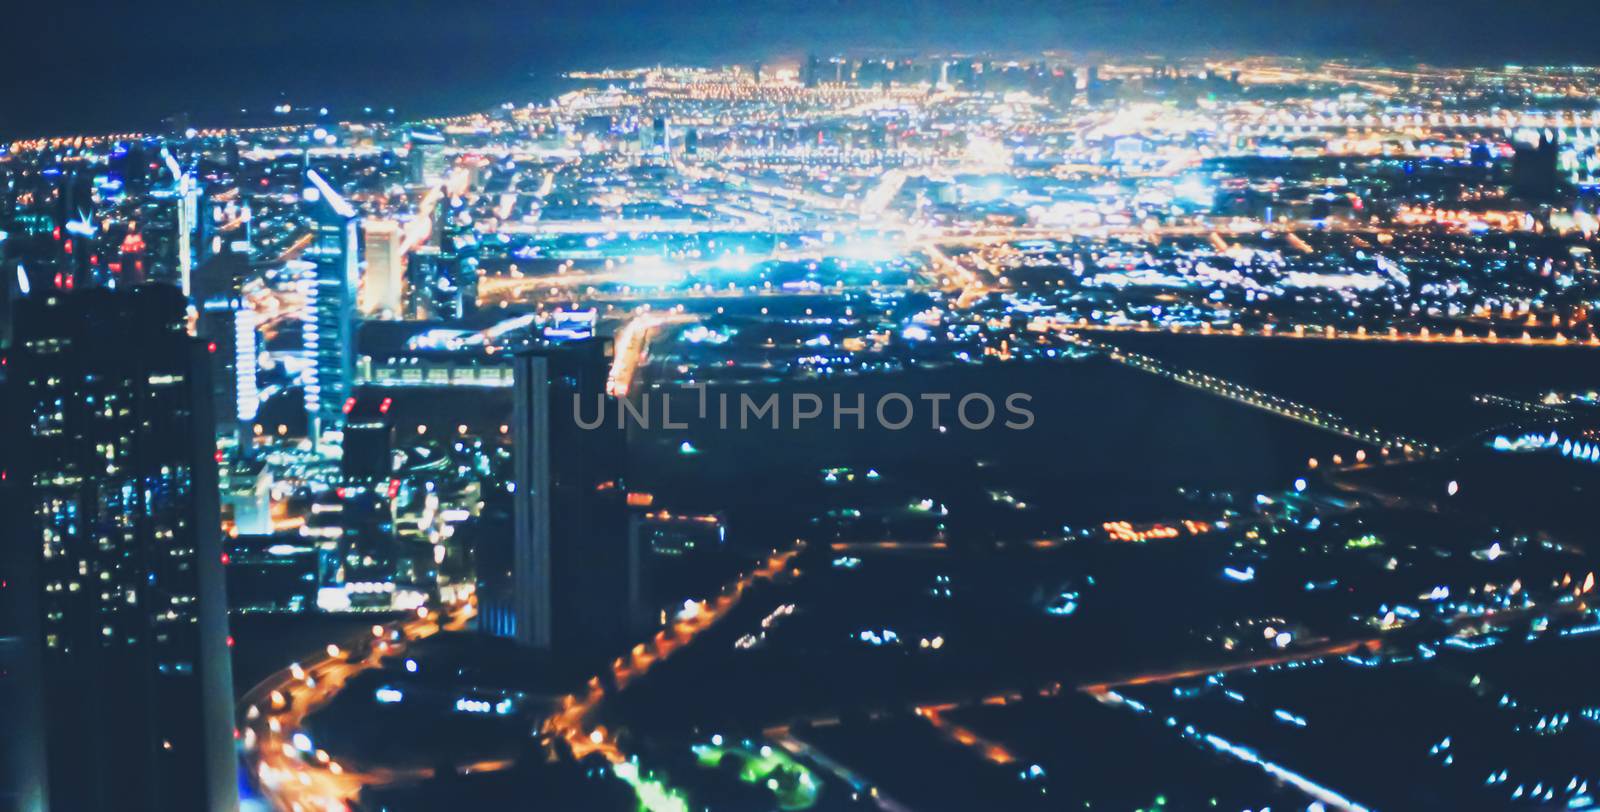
top-left (6, 0), bottom-right (1600, 139)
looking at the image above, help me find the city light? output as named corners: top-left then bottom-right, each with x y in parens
top-left (7, 23), bottom-right (1600, 812)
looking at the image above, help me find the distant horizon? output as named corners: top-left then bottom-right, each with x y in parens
top-left (6, 51), bottom-right (1600, 144)
top-left (7, 0), bottom-right (1600, 140)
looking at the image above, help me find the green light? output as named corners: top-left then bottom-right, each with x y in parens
top-left (613, 761), bottom-right (690, 812)
top-left (1346, 533), bottom-right (1383, 549)
top-left (690, 743), bottom-right (820, 810)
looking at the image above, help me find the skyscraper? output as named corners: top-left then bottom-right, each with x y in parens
top-left (53, 168), bottom-right (98, 290)
top-left (360, 218), bottom-right (404, 318)
top-left (1, 422), bottom-right (47, 812)
top-left (406, 131), bottom-right (450, 187)
top-left (191, 250), bottom-right (256, 447)
top-left (144, 148), bottom-right (200, 297)
top-left (652, 115), bottom-right (670, 153)
top-left (407, 242), bottom-right (478, 322)
top-left (1, 284), bottom-right (238, 812)
top-left (1, 241), bottom-right (21, 350)
top-left (495, 337), bottom-right (645, 657)
top-left (1511, 132), bottom-right (1565, 201)
top-left (341, 395), bottom-right (396, 485)
top-left (303, 169), bottom-right (360, 440)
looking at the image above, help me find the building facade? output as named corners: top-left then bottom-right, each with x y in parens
top-left (494, 337), bottom-right (645, 657)
top-left (2, 284), bottom-right (238, 812)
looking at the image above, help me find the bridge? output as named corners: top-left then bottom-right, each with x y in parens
top-left (1069, 334), bottom-right (1441, 455)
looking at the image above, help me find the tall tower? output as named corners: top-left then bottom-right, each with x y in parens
top-left (156, 148), bottom-right (200, 298)
top-left (653, 115), bottom-right (670, 153)
top-left (1511, 133), bottom-right (1564, 200)
top-left (303, 170), bottom-right (359, 441)
top-left (406, 131), bottom-right (449, 187)
top-left (360, 218), bottom-right (403, 318)
top-left (497, 337), bottom-right (643, 656)
top-left (191, 250), bottom-right (257, 449)
top-left (1, 284), bottom-right (238, 812)
top-left (1, 238), bottom-right (21, 350)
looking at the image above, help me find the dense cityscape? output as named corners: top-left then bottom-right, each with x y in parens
top-left (4, 49), bottom-right (1600, 812)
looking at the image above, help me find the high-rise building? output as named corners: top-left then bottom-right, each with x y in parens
top-left (341, 395), bottom-right (396, 485)
top-left (1, 244), bottom-right (21, 351)
top-left (0, 628), bottom-right (46, 812)
top-left (195, 297), bottom-right (256, 446)
top-left (53, 168), bottom-right (98, 290)
top-left (653, 116), bottom-right (670, 153)
top-left (406, 132), bottom-right (450, 187)
top-left (492, 337), bottom-right (645, 656)
top-left (191, 250), bottom-right (257, 447)
top-left (407, 244), bottom-right (477, 322)
top-left (303, 170), bottom-right (360, 440)
top-left (2, 417), bottom-right (46, 811)
top-left (194, 183), bottom-right (219, 267)
top-left (1511, 133), bottom-right (1564, 201)
top-left (1, 284), bottom-right (238, 812)
top-left (221, 459), bottom-right (273, 537)
top-left (361, 218), bottom-right (404, 317)
top-left (146, 148), bottom-right (200, 297)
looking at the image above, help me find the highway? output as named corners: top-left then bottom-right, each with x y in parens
top-left (607, 310), bottom-right (696, 397)
top-left (1077, 638), bottom-right (1381, 694)
top-left (237, 604), bottom-right (476, 812)
top-left (540, 544), bottom-right (804, 764)
top-left (1072, 334), bottom-right (1441, 455)
top-left (1047, 317), bottom-right (1600, 349)
top-left (752, 637), bottom-right (1384, 812)
top-left (765, 726), bottom-right (917, 812)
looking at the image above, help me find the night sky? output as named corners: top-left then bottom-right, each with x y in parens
top-left (6, 0), bottom-right (1600, 139)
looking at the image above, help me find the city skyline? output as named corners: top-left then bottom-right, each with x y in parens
top-left (7, 1), bottom-right (1600, 138)
top-left (5, 33), bottom-right (1600, 812)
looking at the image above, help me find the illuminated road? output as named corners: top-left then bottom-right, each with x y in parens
top-left (237, 604), bottom-right (476, 812)
top-left (918, 239), bottom-right (992, 308)
top-left (540, 544), bottom-right (804, 772)
top-left (765, 727), bottom-right (916, 812)
top-left (476, 239), bottom-right (897, 307)
top-left (607, 310), bottom-right (696, 397)
top-left (1470, 393), bottom-right (1574, 417)
top-left (859, 169), bottom-right (908, 219)
top-left (913, 705), bottom-right (1015, 765)
top-left (1094, 686), bottom-right (1378, 812)
top-left (1077, 638), bottom-right (1381, 694)
top-left (914, 641), bottom-right (1384, 812)
top-left (1072, 334), bottom-right (1441, 455)
top-left (754, 638), bottom-right (1385, 812)
top-left (470, 218), bottom-right (1476, 320)
top-left (1049, 318), bottom-right (1600, 349)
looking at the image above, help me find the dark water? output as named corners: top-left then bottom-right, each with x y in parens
top-left (332, 353), bottom-right (1353, 553)
top-left (333, 335), bottom-right (1580, 551)
top-left (1104, 332), bottom-right (1600, 447)
top-left (632, 356), bottom-right (1355, 548)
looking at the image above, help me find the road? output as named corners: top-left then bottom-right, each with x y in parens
top-left (608, 311), bottom-right (696, 397)
top-left (541, 544), bottom-right (804, 764)
top-left (1052, 318), bottom-right (1600, 349)
top-left (237, 604), bottom-right (476, 812)
top-left (1075, 334), bottom-right (1441, 454)
top-left (766, 727), bottom-right (917, 812)
top-left (1077, 638), bottom-right (1381, 694)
